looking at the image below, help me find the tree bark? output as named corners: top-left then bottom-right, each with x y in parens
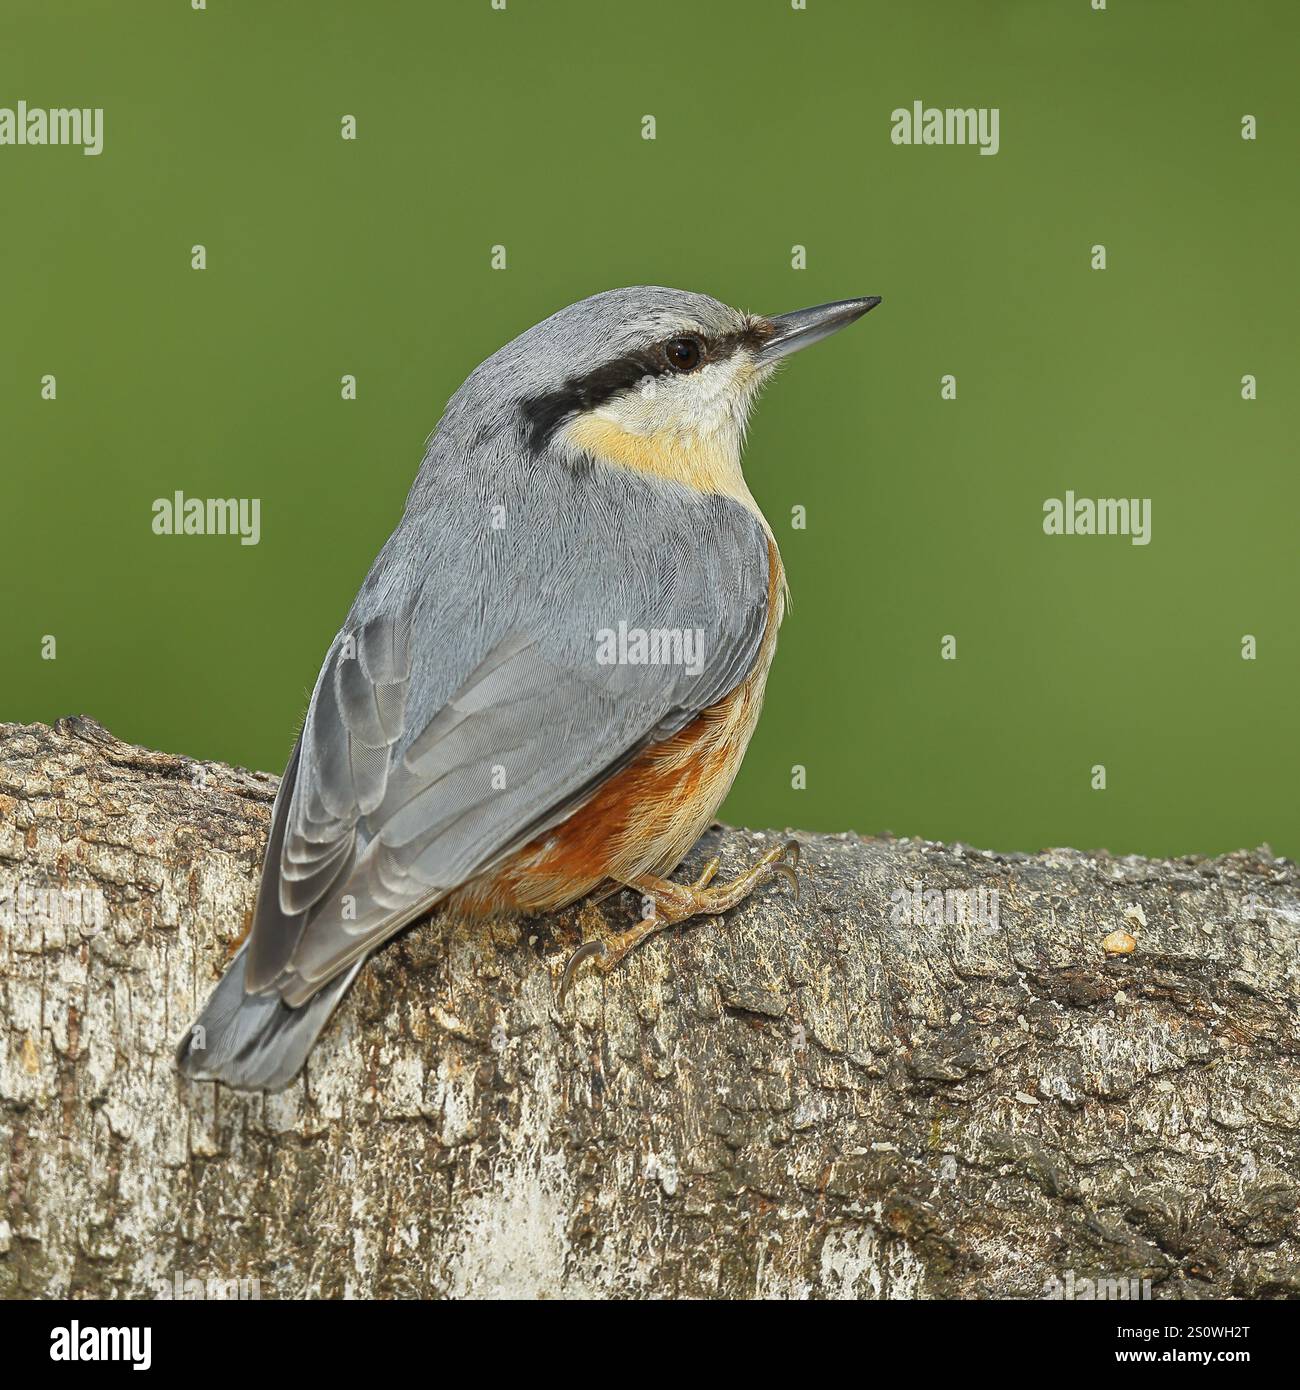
top-left (1, 715), bottom-right (1298, 1300)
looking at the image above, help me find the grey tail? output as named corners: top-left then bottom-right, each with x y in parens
top-left (175, 944), bottom-right (364, 1092)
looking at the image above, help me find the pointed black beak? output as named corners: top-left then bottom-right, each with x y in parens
top-left (758, 296), bottom-right (881, 362)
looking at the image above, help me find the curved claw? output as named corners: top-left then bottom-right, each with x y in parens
top-left (557, 939), bottom-right (607, 1009)
top-left (771, 862), bottom-right (800, 902)
top-left (782, 839), bottom-right (817, 902)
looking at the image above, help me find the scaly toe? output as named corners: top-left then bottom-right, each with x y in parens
top-left (693, 855), bottom-right (721, 891)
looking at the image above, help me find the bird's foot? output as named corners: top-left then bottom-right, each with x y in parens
top-left (556, 840), bottom-right (801, 1006)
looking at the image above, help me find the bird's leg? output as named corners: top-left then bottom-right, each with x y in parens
top-left (557, 840), bottom-right (800, 1005)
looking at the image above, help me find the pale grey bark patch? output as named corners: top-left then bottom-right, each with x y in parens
top-left (1, 716), bottom-right (1298, 1299)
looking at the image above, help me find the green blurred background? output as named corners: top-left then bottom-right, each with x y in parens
top-left (3, 0), bottom-right (1296, 859)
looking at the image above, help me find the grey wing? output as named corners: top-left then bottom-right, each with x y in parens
top-left (244, 484), bottom-right (771, 1010)
top-left (243, 600), bottom-right (415, 994)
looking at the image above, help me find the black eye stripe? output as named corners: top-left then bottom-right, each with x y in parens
top-left (521, 351), bottom-right (660, 451)
top-left (520, 323), bottom-right (769, 452)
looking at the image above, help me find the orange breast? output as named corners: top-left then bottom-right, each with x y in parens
top-left (448, 538), bottom-right (785, 916)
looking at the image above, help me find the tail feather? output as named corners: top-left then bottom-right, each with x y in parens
top-left (176, 945), bottom-right (363, 1092)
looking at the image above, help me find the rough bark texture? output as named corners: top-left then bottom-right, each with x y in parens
top-left (1, 716), bottom-right (1298, 1300)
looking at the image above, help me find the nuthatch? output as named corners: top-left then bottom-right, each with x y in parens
top-left (177, 286), bottom-right (879, 1090)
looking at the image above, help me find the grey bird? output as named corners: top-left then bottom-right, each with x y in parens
top-left (176, 285), bottom-right (879, 1090)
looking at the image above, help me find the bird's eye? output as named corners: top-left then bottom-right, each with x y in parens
top-left (664, 336), bottom-right (703, 373)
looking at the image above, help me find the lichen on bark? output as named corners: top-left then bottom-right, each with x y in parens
top-left (1, 716), bottom-right (1298, 1298)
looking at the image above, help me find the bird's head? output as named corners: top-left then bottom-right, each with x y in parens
top-left (450, 286), bottom-right (879, 503)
